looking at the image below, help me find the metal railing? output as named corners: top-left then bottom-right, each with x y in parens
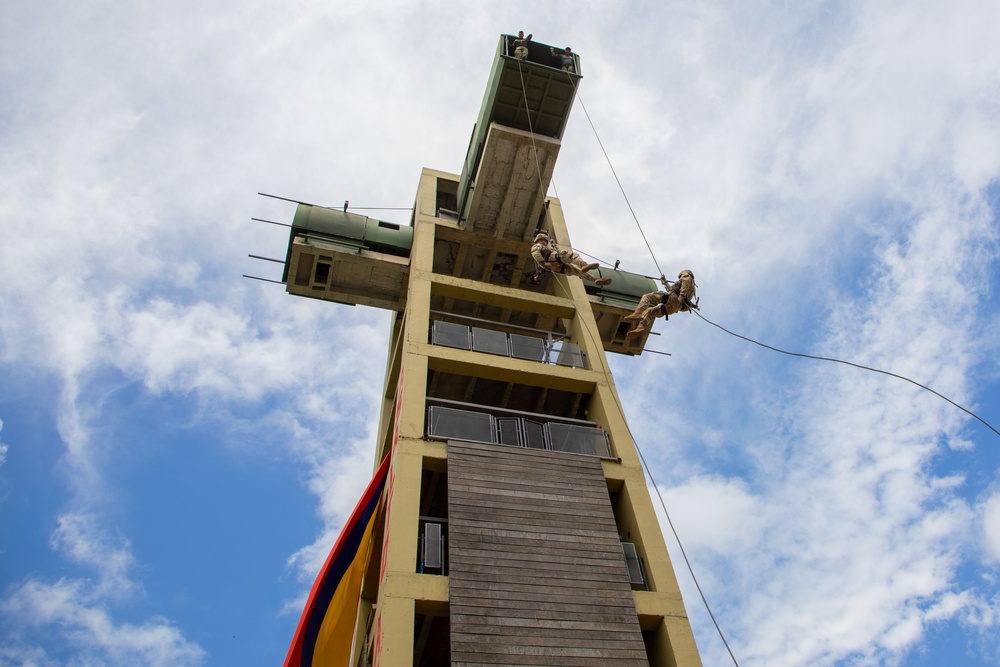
top-left (429, 315), bottom-right (586, 369)
top-left (425, 400), bottom-right (611, 459)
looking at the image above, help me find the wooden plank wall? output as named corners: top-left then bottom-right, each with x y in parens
top-left (447, 440), bottom-right (648, 666)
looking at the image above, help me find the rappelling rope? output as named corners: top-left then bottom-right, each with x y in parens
top-left (633, 424), bottom-right (742, 667)
top-left (693, 310), bottom-right (1000, 439)
top-left (516, 59), bottom-right (550, 206)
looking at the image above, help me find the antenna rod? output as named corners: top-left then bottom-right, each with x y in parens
top-left (242, 275), bottom-right (285, 285)
top-left (258, 192), bottom-right (308, 205)
top-left (248, 254), bottom-right (286, 264)
top-left (256, 192), bottom-right (412, 212)
top-left (251, 217), bottom-right (292, 228)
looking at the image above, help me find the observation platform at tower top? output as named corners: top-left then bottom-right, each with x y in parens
top-left (457, 34), bottom-right (581, 226)
top-left (470, 33), bottom-right (581, 141)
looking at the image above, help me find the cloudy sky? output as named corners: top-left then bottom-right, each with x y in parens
top-left (2, 1), bottom-right (1000, 665)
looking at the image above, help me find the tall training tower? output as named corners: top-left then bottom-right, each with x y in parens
top-left (279, 35), bottom-right (702, 666)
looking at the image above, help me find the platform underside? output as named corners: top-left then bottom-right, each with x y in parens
top-left (285, 237), bottom-right (409, 311)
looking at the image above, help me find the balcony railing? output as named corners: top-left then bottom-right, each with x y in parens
top-left (425, 400), bottom-right (611, 458)
top-left (430, 315), bottom-right (586, 369)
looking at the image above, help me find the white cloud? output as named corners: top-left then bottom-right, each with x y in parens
top-left (661, 475), bottom-right (764, 554)
top-left (983, 491), bottom-right (1000, 563)
top-left (50, 513), bottom-right (140, 602)
top-left (0, 418), bottom-right (7, 470)
top-left (681, 203), bottom-right (993, 664)
top-left (1, 579), bottom-right (204, 667)
top-left (1, 511), bottom-right (203, 666)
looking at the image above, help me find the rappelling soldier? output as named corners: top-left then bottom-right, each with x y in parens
top-left (624, 269), bottom-right (697, 338)
top-left (530, 232), bottom-right (611, 286)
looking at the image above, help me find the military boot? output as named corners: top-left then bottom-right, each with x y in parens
top-left (625, 324), bottom-right (646, 339)
top-left (623, 306), bottom-right (644, 323)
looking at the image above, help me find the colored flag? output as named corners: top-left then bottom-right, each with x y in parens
top-left (283, 454), bottom-right (390, 667)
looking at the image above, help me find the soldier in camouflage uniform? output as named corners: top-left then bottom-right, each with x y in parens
top-left (530, 233), bottom-right (611, 286)
top-left (624, 269), bottom-right (696, 338)
top-left (513, 31), bottom-right (532, 60)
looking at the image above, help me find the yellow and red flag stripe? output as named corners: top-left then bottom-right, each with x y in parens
top-left (283, 454), bottom-right (390, 667)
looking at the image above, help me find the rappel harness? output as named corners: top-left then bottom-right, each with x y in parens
top-left (528, 234), bottom-right (563, 284)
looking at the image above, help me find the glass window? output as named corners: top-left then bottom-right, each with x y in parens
top-left (497, 418), bottom-right (522, 446)
top-left (427, 407), bottom-right (495, 443)
top-left (553, 341), bottom-right (585, 368)
top-left (472, 327), bottom-right (509, 356)
top-left (522, 419), bottom-right (547, 449)
top-left (547, 423), bottom-right (610, 457)
top-left (510, 333), bottom-right (546, 361)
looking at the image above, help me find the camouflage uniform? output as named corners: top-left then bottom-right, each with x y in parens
top-left (624, 269), bottom-right (696, 338)
top-left (530, 234), bottom-right (610, 285)
top-left (513, 32), bottom-right (531, 60)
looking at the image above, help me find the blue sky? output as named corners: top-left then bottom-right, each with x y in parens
top-left (2, 1), bottom-right (1000, 666)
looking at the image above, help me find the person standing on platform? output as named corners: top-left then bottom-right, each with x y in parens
top-left (513, 31), bottom-right (532, 60)
top-left (550, 46), bottom-right (575, 72)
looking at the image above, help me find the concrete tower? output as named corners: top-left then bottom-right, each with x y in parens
top-left (280, 35), bottom-right (702, 667)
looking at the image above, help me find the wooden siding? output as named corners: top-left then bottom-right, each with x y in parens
top-left (447, 441), bottom-right (648, 666)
